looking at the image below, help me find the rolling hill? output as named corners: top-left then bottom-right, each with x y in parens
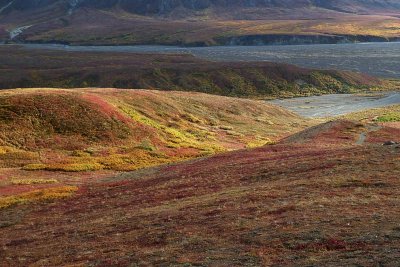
top-left (1, 0), bottom-right (400, 45)
top-left (0, 46), bottom-right (386, 97)
top-left (0, 88), bottom-right (309, 173)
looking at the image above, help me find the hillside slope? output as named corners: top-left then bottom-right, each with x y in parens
top-left (0, 120), bottom-right (399, 266)
top-left (0, 88), bottom-right (309, 173)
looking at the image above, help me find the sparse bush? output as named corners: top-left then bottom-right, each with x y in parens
top-left (71, 150), bottom-right (92, 157)
top-left (136, 139), bottom-right (157, 151)
top-left (181, 113), bottom-right (204, 124)
top-left (219, 125), bottom-right (234, 131)
top-left (226, 130), bottom-right (244, 137)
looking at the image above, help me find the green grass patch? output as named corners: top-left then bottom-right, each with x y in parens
top-left (376, 113), bottom-right (400, 122)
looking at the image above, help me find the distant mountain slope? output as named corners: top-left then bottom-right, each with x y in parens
top-left (1, 0), bottom-right (400, 16)
top-left (1, 0), bottom-right (400, 45)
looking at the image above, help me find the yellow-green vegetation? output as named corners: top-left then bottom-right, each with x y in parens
top-left (343, 105), bottom-right (400, 122)
top-left (0, 88), bottom-right (310, 172)
top-left (22, 151), bottom-right (174, 172)
top-left (246, 137), bottom-right (275, 149)
top-left (43, 163), bottom-right (104, 172)
top-left (0, 146), bottom-right (39, 168)
top-left (22, 164), bottom-right (48, 171)
top-left (376, 114), bottom-right (400, 122)
top-left (0, 186), bottom-right (78, 209)
top-left (120, 105), bottom-right (219, 151)
top-left (10, 179), bottom-right (58, 185)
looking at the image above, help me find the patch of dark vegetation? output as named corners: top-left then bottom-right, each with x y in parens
top-left (335, 179), bottom-right (388, 188)
top-left (215, 34), bottom-right (394, 46)
top-left (293, 238), bottom-right (368, 251)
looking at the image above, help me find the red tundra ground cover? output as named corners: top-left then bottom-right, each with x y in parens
top-left (0, 120), bottom-right (399, 266)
